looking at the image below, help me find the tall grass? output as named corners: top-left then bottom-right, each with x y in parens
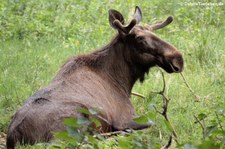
top-left (0, 0), bottom-right (224, 148)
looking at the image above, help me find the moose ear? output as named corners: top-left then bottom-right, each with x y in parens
top-left (134, 6), bottom-right (142, 24)
top-left (108, 9), bottom-right (125, 29)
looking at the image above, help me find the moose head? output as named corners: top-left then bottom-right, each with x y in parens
top-left (109, 6), bottom-right (184, 75)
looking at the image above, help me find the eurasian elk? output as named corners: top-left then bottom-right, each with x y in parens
top-left (6, 6), bottom-right (183, 149)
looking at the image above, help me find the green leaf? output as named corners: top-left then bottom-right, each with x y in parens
top-left (54, 131), bottom-right (68, 139)
top-left (197, 140), bottom-right (221, 149)
top-left (147, 111), bottom-right (156, 120)
top-left (163, 119), bottom-right (173, 132)
top-left (67, 127), bottom-right (82, 141)
top-left (133, 140), bottom-right (143, 147)
top-left (133, 112), bottom-right (155, 125)
top-left (133, 115), bottom-right (151, 125)
top-left (205, 125), bottom-right (217, 138)
top-left (88, 108), bottom-right (99, 115)
top-left (133, 115), bottom-right (148, 124)
top-left (89, 116), bottom-right (101, 127)
top-left (76, 107), bottom-right (90, 115)
top-left (64, 117), bottom-right (80, 127)
top-left (54, 131), bottom-right (75, 144)
top-left (118, 138), bottom-right (131, 148)
top-left (197, 113), bottom-right (207, 121)
top-left (77, 117), bottom-right (91, 125)
top-left (86, 134), bottom-right (99, 147)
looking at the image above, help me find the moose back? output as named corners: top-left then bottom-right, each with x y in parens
top-left (6, 6), bottom-right (183, 149)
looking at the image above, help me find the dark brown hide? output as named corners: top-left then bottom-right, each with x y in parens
top-left (6, 6), bottom-right (183, 149)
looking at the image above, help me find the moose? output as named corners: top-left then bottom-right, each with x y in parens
top-left (6, 6), bottom-right (183, 149)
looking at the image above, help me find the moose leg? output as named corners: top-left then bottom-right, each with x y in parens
top-left (126, 121), bottom-right (152, 130)
top-left (112, 121), bottom-right (152, 131)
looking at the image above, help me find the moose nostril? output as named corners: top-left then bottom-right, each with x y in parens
top-left (171, 56), bottom-right (184, 72)
top-left (172, 65), bottom-right (179, 72)
top-left (171, 59), bottom-right (182, 72)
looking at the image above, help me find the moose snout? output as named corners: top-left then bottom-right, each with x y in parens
top-left (171, 56), bottom-right (184, 73)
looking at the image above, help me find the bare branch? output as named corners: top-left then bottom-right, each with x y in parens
top-left (152, 70), bottom-right (179, 145)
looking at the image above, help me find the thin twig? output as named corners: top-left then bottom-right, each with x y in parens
top-left (180, 72), bottom-right (201, 101)
top-left (215, 111), bottom-right (224, 131)
top-left (153, 105), bottom-right (163, 115)
top-left (164, 135), bottom-right (173, 149)
top-left (194, 115), bottom-right (206, 140)
top-left (159, 132), bottom-right (173, 149)
top-left (152, 70), bottom-right (179, 146)
top-left (131, 92), bottom-right (146, 99)
top-left (159, 130), bottom-right (163, 144)
top-left (161, 72), bottom-right (166, 93)
top-left (100, 130), bottom-right (126, 136)
top-left (180, 72), bottom-right (213, 102)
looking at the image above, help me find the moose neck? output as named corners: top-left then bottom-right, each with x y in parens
top-left (54, 35), bottom-right (149, 96)
top-left (101, 35), bottom-right (146, 96)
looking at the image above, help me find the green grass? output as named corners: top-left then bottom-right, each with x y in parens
top-left (0, 0), bottom-right (225, 148)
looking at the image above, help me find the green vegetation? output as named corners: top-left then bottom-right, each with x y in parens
top-left (0, 0), bottom-right (224, 148)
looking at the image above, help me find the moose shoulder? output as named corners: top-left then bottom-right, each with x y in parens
top-left (6, 6), bottom-right (183, 149)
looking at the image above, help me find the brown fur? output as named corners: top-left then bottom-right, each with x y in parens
top-left (6, 6), bottom-right (184, 149)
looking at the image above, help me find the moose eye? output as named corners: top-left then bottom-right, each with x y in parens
top-left (136, 36), bottom-right (145, 43)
